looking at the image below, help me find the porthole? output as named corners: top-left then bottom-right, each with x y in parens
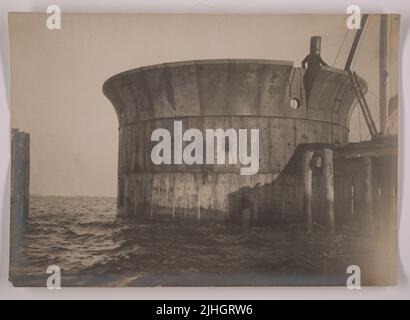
top-left (290, 98), bottom-right (300, 110)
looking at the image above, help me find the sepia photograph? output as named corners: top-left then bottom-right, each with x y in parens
top-left (8, 13), bottom-right (399, 287)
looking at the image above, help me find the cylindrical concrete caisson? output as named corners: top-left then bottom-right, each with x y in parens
top-left (103, 59), bottom-right (366, 220)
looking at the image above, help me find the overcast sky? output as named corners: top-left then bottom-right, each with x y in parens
top-left (10, 13), bottom-right (399, 196)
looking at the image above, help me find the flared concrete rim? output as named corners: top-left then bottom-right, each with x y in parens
top-left (103, 59), bottom-right (294, 88)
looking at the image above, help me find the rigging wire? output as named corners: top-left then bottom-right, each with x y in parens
top-left (367, 89), bottom-right (379, 99)
top-left (332, 29), bottom-right (350, 67)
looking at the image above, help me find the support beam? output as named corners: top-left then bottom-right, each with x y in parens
top-left (281, 190), bottom-right (286, 220)
top-left (345, 14), bottom-right (369, 71)
top-left (172, 176), bottom-right (176, 220)
top-left (322, 149), bottom-right (335, 233)
top-left (197, 186), bottom-right (201, 222)
top-left (303, 150), bottom-right (314, 232)
top-left (150, 186), bottom-right (154, 218)
top-left (350, 71), bottom-right (378, 137)
top-left (254, 196), bottom-right (259, 222)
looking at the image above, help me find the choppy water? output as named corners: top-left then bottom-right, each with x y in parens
top-left (9, 195), bottom-right (392, 287)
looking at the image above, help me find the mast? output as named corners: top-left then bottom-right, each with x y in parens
top-left (379, 14), bottom-right (388, 134)
top-left (344, 14), bottom-right (369, 71)
top-left (344, 13), bottom-right (379, 138)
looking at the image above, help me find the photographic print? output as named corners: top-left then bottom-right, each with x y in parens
top-left (9, 13), bottom-right (400, 287)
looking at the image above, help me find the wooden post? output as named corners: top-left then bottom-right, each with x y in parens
top-left (254, 195), bottom-right (259, 222)
top-left (11, 129), bottom-right (30, 222)
top-left (172, 176), bottom-right (176, 220)
top-left (197, 186), bottom-right (201, 223)
top-left (322, 148), bottom-right (335, 233)
top-left (150, 182), bottom-right (154, 218)
top-left (10, 129), bottom-right (30, 272)
top-left (362, 156), bottom-right (374, 229)
top-left (23, 133), bottom-right (30, 218)
top-left (303, 150), bottom-right (314, 232)
top-left (281, 189), bottom-right (286, 220)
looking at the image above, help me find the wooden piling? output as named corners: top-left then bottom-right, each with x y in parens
top-left (10, 129), bottom-right (30, 222)
top-left (10, 129), bottom-right (30, 272)
top-left (197, 186), bottom-right (201, 222)
top-left (322, 148), bottom-right (335, 233)
top-left (172, 175), bottom-right (176, 220)
top-left (150, 183), bottom-right (154, 218)
top-left (281, 190), bottom-right (286, 220)
top-left (303, 150), bottom-right (314, 232)
top-left (362, 156), bottom-right (374, 229)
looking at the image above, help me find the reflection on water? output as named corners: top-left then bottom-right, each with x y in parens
top-left (9, 195), bottom-right (393, 287)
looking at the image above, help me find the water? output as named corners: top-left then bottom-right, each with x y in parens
top-left (10, 195), bottom-right (392, 287)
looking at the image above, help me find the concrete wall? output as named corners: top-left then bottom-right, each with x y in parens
top-left (103, 59), bottom-right (367, 219)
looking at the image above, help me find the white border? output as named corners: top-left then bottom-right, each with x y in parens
top-left (0, 0), bottom-right (409, 300)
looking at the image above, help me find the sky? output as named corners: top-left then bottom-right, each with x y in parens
top-left (9, 13), bottom-right (400, 197)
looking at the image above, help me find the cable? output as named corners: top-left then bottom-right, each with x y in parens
top-left (367, 89), bottom-right (379, 99)
top-left (332, 29), bottom-right (350, 67)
